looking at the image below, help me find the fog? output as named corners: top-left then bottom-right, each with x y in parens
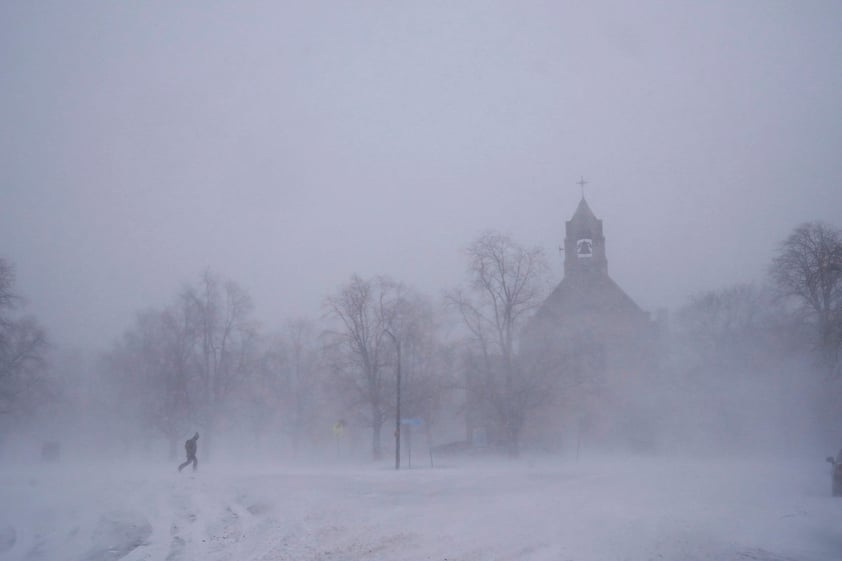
top-left (2, 2), bottom-right (842, 560)
top-left (2, 1), bottom-right (841, 351)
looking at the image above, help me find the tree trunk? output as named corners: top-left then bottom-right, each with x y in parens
top-left (505, 412), bottom-right (522, 457)
top-left (372, 420), bottom-right (382, 460)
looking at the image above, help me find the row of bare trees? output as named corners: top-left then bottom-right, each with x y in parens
top-left (667, 222), bottom-right (842, 450)
top-left (321, 231), bottom-right (582, 459)
top-left (4, 220), bottom-right (841, 459)
top-left (100, 271), bottom-right (452, 461)
top-left (103, 271), bottom-right (258, 459)
top-left (320, 222), bottom-right (842, 456)
top-left (98, 232), bottom-right (558, 460)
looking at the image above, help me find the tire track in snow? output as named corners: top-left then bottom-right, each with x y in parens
top-left (165, 477), bottom-right (205, 561)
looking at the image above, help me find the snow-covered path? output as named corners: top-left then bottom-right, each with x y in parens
top-left (1, 457), bottom-right (839, 561)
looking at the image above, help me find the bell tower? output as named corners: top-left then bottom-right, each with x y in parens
top-left (563, 196), bottom-right (607, 277)
top-left (523, 177), bottom-right (656, 452)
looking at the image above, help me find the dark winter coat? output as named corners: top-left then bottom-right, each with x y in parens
top-left (185, 434), bottom-right (199, 458)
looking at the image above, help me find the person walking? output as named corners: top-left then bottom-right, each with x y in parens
top-left (178, 432), bottom-right (199, 472)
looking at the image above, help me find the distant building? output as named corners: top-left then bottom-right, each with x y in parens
top-left (524, 195), bottom-right (658, 452)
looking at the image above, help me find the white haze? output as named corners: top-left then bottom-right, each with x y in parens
top-left (1, 1), bottom-right (841, 350)
top-left (2, 2), bottom-right (842, 560)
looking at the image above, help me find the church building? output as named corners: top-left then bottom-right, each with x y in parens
top-left (525, 191), bottom-right (658, 452)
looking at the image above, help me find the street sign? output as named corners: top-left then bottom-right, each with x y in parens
top-left (400, 418), bottom-right (423, 427)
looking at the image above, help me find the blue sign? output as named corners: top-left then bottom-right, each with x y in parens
top-left (400, 418), bottom-right (423, 427)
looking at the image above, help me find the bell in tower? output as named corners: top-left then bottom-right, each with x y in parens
top-left (563, 196), bottom-right (607, 277)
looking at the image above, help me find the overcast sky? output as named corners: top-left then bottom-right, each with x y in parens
top-left (2, 1), bottom-right (841, 351)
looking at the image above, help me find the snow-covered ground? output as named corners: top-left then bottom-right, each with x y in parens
top-left (1, 455), bottom-right (839, 561)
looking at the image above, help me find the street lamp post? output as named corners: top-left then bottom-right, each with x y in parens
top-left (385, 329), bottom-right (401, 470)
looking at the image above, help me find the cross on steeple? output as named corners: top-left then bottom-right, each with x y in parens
top-left (577, 176), bottom-right (589, 199)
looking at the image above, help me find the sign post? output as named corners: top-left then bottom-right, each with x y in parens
top-left (333, 420), bottom-right (345, 459)
top-left (400, 418), bottom-right (423, 469)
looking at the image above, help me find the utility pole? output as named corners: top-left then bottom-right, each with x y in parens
top-left (385, 329), bottom-right (401, 470)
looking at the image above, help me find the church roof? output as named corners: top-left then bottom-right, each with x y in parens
top-left (534, 270), bottom-right (648, 325)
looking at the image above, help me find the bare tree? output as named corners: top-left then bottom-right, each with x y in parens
top-left (668, 282), bottom-right (819, 452)
top-left (677, 284), bottom-right (772, 367)
top-left (771, 222), bottom-right (842, 376)
top-left (323, 275), bottom-right (413, 461)
top-left (395, 296), bottom-right (443, 423)
top-left (0, 259), bottom-right (18, 326)
top-left (102, 271), bottom-right (257, 459)
top-left (448, 231), bottom-right (549, 456)
top-left (104, 306), bottom-right (196, 457)
top-left (182, 270), bottom-right (258, 459)
top-left (0, 258), bottom-right (49, 422)
top-left (251, 318), bottom-right (323, 455)
top-left (0, 316), bottom-right (49, 418)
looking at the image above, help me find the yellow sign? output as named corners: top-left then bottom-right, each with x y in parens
top-left (333, 420), bottom-right (346, 437)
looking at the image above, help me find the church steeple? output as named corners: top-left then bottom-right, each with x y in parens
top-left (572, 196), bottom-right (597, 222)
top-left (563, 194), bottom-right (607, 277)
